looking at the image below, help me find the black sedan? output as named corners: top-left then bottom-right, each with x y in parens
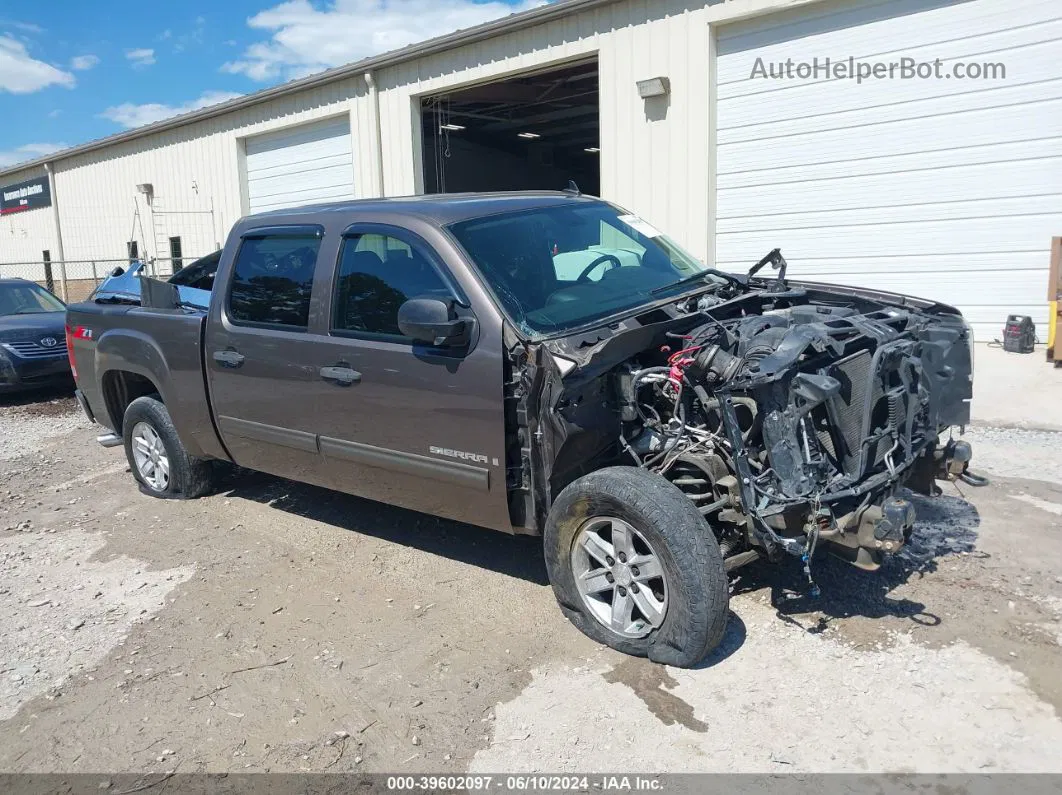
top-left (0, 278), bottom-right (72, 394)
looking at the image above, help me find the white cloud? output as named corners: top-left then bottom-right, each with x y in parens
top-left (70, 54), bottom-right (99, 71)
top-left (222, 0), bottom-right (545, 82)
top-left (0, 19), bottom-right (43, 34)
top-left (0, 35), bottom-right (75, 93)
top-left (173, 16), bottom-right (207, 53)
top-left (48, 109), bottom-right (62, 118)
top-left (0, 142), bottom-right (67, 168)
top-left (100, 90), bottom-right (242, 129)
top-left (125, 47), bottom-right (156, 68)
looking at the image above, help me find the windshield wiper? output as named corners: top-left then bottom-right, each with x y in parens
top-left (649, 268), bottom-right (738, 296)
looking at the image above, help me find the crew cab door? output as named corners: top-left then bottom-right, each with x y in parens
top-left (203, 225), bottom-right (333, 487)
top-left (305, 224), bottom-right (512, 532)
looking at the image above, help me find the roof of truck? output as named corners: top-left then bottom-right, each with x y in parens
top-left (243, 191), bottom-right (606, 228)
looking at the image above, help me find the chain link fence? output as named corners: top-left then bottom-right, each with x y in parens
top-left (0, 256), bottom-right (203, 304)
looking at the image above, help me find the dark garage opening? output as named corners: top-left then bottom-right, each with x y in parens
top-left (421, 59), bottom-right (599, 196)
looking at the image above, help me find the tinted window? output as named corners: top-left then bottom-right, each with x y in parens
top-left (170, 250), bottom-right (221, 290)
top-left (229, 235), bottom-right (321, 328)
top-left (332, 234), bottom-right (451, 338)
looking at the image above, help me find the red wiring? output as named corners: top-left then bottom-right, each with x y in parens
top-left (659, 337), bottom-right (702, 391)
top-left (666, 345), bottom-right (702, 389)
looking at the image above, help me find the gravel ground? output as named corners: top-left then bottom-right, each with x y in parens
top-left (0, 393), bottom-right (88, 461)
top-left (0, 393), bottom-right (1060, 774)
top-left (0, 524), bottom-right (193, 721)
top-left (963, 425), bottom-right (1062, 483)
top-left (971, 344), bottom-right (1062, 431)
top-left (473, 618), bottom-right (1062, 773)
top-left (474, 429), bottom-right (1062, 773)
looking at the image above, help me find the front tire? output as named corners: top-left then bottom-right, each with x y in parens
top-left (544, 467), bottom-right (729, 667)
top-left (122, 395), bottom-right (214, 499)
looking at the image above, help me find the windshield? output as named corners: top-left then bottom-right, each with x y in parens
top-left (170, 250), bottom-right (221, 290)
top-left (448, 202), bottom-right (725, 336)
top-left (0, 283), bottom-right (65, 315)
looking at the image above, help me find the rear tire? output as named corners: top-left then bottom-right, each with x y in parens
top-left (544, 467), bottom-right (729, 668)
top-left (122, 395), bottom-right (214, 499)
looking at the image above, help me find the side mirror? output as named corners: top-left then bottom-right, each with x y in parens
top-left (397, 297), bottom-right (473, 347)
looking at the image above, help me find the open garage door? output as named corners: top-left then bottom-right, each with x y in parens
top-left (715, 0), bottom-right (1062, 341)
top-left (421, 60), bottom-right (600, 196)
top-left (245, 117), bottom-right (355, 214)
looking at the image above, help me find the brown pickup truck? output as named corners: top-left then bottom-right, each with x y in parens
top-left (67, 192), bottom-right (976, 667)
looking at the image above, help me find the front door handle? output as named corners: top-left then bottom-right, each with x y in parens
top-left (320, 365), bottom-right (361, 385)
top-left (213, 349), bottom-right (245, 368)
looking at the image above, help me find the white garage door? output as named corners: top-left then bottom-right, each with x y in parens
top-left (715, 0), bottom-right (1062, 340)
top-left (245, 117), bottom-right (355, 214)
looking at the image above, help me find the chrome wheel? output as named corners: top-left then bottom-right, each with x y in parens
top-left (570, 516), bottom-right (668, 639)
top-left (131, 421), bottom-right (170, 492)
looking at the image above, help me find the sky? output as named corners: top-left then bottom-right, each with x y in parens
top-left (0, 0), bottom-right (546, 170)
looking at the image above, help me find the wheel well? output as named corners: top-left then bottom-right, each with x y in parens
top-left (102, 371), bottom-right (160, 433)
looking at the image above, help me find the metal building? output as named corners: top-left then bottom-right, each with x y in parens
top-left (1, 0), bottom-right (1059, 338)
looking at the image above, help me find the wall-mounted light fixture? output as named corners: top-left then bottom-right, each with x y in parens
top-left (636, 76), bottom-right (670, 99)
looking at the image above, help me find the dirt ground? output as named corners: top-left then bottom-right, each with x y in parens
top-left (1, 381), bottom-right (1062, 774)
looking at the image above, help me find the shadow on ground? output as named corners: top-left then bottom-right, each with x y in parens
top-left (222, 465), bottom-right (981, 651)
top-left (222, 468), bottom-right (550, 586)
top-left (693, 609), bottom-right (747, 669)
top-left (0, 382), bottom-right (75, 410)
top-left (734, 491), bottom-right (982, 635)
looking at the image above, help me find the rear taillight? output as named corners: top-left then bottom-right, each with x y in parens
top-left (65, 324), bottom-right (91, 381)
top-left (64, 324), bottom-right (78, 380)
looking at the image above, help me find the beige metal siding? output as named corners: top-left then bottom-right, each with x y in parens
top-left (0, 0), bottom-right (825, 271)
top-left (49, 76), bottom-right (375, 265)
top-left (374, 0), bottom-right (714, 260)
top-left (716, 0), bottom-right (1062, 341)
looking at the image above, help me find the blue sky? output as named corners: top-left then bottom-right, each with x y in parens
top-left (0, 0), bottom-right (544, 169)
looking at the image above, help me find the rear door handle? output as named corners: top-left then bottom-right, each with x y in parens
top-left (213, 349), bottom-right (245, 368)
top-left (320, 365), bottom-right (361, 385)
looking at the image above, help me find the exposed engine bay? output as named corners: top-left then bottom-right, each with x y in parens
top-left (508, 251), bottom-right (978, 586)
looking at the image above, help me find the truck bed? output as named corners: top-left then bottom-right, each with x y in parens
top-left (66, 300), bottom-right (228, 461)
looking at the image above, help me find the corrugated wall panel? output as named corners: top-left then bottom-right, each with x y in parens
top-left (1, 0), bottom-right (814, 275)
top-left (716, 0), bottom-right (1062, 340)
top-left (46, 76), bottom-right (372, 265)
top-left (373, 0), bottom-right (715, 261)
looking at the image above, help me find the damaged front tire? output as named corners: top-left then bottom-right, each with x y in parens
top-left (544, 467), bottom-right (729, 667)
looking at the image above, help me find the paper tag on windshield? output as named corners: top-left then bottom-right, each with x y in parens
top-left (618, 214), bottom-right (662, 238)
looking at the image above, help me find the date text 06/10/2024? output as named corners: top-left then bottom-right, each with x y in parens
top-left (386, 775), bottom-right (665, 792)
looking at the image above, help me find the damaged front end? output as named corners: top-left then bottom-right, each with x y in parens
top-left (507, 263), bottom-right (977, 584)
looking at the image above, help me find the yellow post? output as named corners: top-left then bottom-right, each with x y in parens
top-left (1050, 300), bottom-right (1058, 352)
top-left (1049, 239), bottom-right (1061, 363)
